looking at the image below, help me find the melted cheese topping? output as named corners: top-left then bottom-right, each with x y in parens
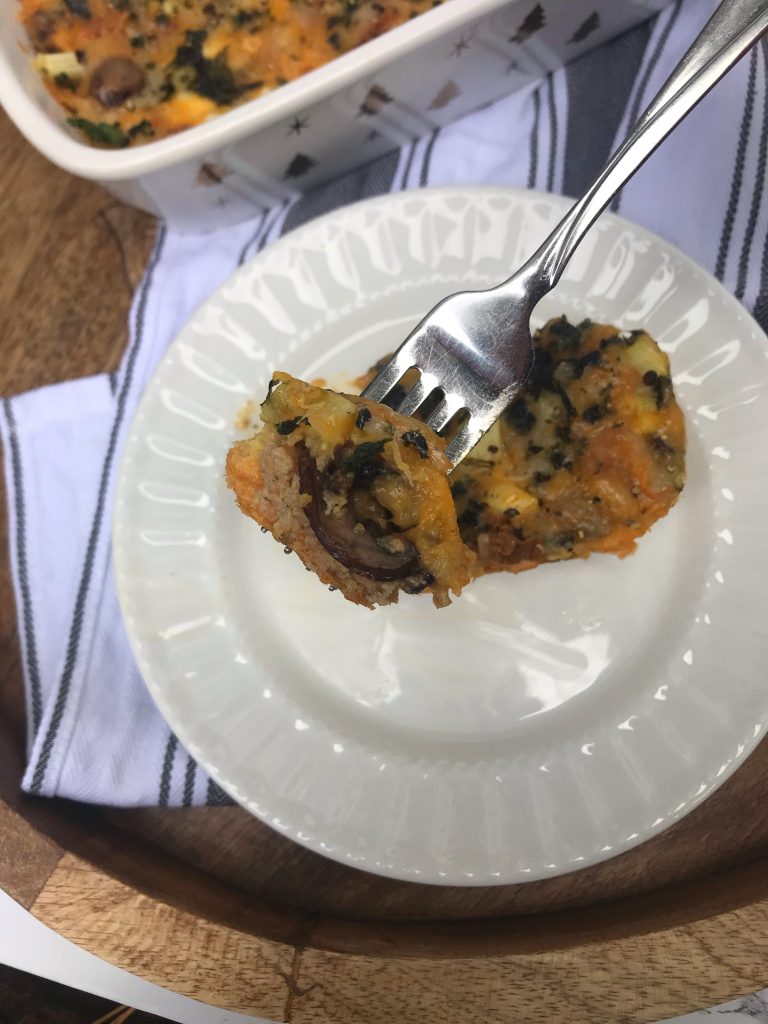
top-left (21, 0), bottom-right (445, 146)
top-left (231, 318), bottom-right (685, 609)
top-left (256, 372), bottom-right (475, 599)
top-left (451, 318), bottom-right (686, 573)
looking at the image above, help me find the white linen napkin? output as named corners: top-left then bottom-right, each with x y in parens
top-left (3, 0), bottom-right (766, 806)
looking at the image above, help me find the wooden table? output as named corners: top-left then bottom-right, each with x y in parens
top-left (4, 108), bottom-right (768, 1024)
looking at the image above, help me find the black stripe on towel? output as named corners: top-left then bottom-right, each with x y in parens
top-left (717, 46), bottom-right (759, 284)
top-left (206, 778), bottom-right (235, 806)
top-left (159, 731), bottom-right (179, 806)
top-left (612, 0), bottom-right (683, 213)
top-left (182, 753), bottom-right (197, 807)
top-left (527, 87), bottom-right (541, 189)
top-left (545, 73), bottom-right (558, 192)
top-left (562, 18), bottom-right (653, 199)
top-left (2, 398), bottom-right (43, 735)
top-left (29, 226), bottom-right (168, 794)
top-left (399, 140), bottom-right (418, 191)
top-left (419, 129), bottom-right (441, 187)
top-left (736, 43), bottom-right (768, 301)
top-left (236, 206), bottom-right (269, 267)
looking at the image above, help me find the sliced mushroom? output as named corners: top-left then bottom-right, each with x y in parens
top-left (26, 10), bottom-right (58, 52)
top-left (90, 57), bottom-right (145, 107)
top-left (297, 445), bottom-right (418, 581)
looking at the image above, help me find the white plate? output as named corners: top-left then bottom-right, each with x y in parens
top-left (114, 187), bottom-right (768, 886)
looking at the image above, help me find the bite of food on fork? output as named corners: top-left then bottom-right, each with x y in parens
top-left (226, 373), bottom-right (476, 609)
top-left (226, 319), bottom-right (685, 609)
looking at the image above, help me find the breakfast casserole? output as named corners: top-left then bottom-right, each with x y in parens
top-left (228, 318), bottom-right (685, 607)
top-left (20, 0), bottom-right (445, 146)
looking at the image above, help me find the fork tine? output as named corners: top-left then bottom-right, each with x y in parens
top-left (396, 376), bottom-right (435, 417)
top-left (445, 418), bottom-right (485, 465)
top-left (424, 395), bottom-right (463, 434)
top-left (362, 350), bottom-right (414, 404)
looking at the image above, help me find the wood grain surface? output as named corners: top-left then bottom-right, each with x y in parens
top-left (3, 106), bottom-right (768, 1022)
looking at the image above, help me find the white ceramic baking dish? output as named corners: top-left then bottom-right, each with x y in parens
top-left (0, 0), bottom-right (669, 230)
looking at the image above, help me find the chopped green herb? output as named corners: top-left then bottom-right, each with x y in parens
top-left (457, 499), bottom-right (484, 531)
top-left (401, 430), bottom-right (429, 458)
top-left (550, 449), bottom-right (565, 470)
top-left (275, 415), bottom-right (309, 436)
top-left (67, 117), bottom-right (128, 147)
top-left (355, 407), bottom-right (371, 429)
top-left (526, 348), bottom-right (556, 399)
top-left (130, 34), bottom-right (146, 47)
top-left (548, 316), bottom-right (582, 351)
top-left (344, 439), bottom-right (390, 463)
top-left (554, 381), bottom-right (576, 417)
top-left (326, 0), bottom-right (360, 30)
top-left (171, 29), bottom-right (242, 106)
top-left (505, 398), bottom-right (536, 434)
top-left (64, 0), bottom-right (91, 18)
top-left (574, 349), bottom-right (602, 377)
top-left (128, 119), bottom-right (154, 138)
top-left (54, 72), bottom-right (78, 91)
top-left (233, 8), bottom-right (260, 26)
top-left (581, 404), bottom-right (604, 424)
top-left (342, 439), bottom-right (390, 477)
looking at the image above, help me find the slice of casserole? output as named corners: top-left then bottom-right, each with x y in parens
top-left (450, 318), bottom-right (686, 573)
top-left (226, 373), bottom-right (475, 609)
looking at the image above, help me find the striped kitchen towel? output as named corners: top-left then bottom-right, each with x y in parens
top-left (3, 0), bottom-right (766, 806)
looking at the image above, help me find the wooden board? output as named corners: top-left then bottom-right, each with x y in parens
top-left (3, 108), bottom-right (768, 1022)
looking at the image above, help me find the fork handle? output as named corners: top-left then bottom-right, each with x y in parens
top-left (514, 0), bottom-right (768, 302)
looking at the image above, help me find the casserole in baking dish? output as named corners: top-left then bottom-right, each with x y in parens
top-left (0, 0), bottom-right (669, 228)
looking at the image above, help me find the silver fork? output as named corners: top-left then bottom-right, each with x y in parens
top-left (363, 0), bottom-right (768, 464)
